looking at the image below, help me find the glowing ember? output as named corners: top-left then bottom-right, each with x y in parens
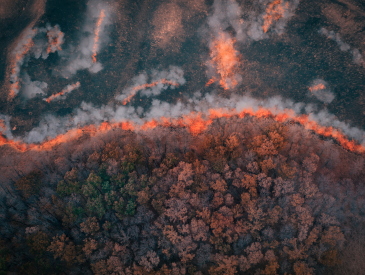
top-left (46, 25), bottom-right (64, 54)
top-left (309, 83), bottom-right (326, 93)
top-left (205, 77), bottom-right (216, 87)
top-left (92, 9), bottom-right (106, 63)
top-left (0, 120), bottom-right (6, 132)
top-left (207, 33), bottom-right (240, 90)
top-left (262, 0), bottom-right (289, 33)
top-left (44, 82), bottom-right (81, 103)
top-left (122, 79), bottom-right (179, 105)
top-left (1, 107), bottom-right (364, 154)
top-left (9, 82), bottom-right (20, 100)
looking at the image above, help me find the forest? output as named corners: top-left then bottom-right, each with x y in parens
top-left (0, 114), bottom-right (365, 274)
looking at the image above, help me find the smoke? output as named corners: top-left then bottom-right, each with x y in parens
top-left (0, 115), bottom-right (13, 140)
top-left (30, 24), bottom-right (64, 60)
top-left (8, 27), bottom-right (37, 98)
top-left (202, 0), bottom-right (300, 90)
top-left (46, 25), bottom-right (64, 55)
top-left (91, 9), bottom-right (106, 63)
top-left (319, 27), bottom-right (364, 66)
top-left (2, 0), bottom-right (365, 158)
top-left (308, 79), bottom-right (335, 104)
top-left (44, 82), bottom-right (81, 103)
top-left (205, 0), bottom-right (300, 43)
top-left (352, 48), bottom-right (364, 65)
top-left (21, 73), bottom-right (48, 99)
top-left (115, 66), bottom-right (186, 103)
top-left (0, 90), bottom-right (363, 148)
top-left (7, 24), bottom-right (64, 99)
top-left (57, 1), bottom-right (112, 78)
top-left (205, 32), bottom-right (242, 90)
top-left (144, 66), bottom-right (186, 96)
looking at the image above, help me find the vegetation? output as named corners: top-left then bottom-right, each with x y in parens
top-left (0, 115), bottom-right (364, 274)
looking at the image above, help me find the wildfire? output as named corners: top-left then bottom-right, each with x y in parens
top-left (1, 107), bottom-right (364, 154)
top-left (92, 9), bottom-right (106, 63)
top-left (206, 33), bottom-right (240, 90)
top-left (0, 120), bottom-right (6, 132)
top-left (262, 0), bottom-right (289, 33)
top-left (122, 79), bottom-right (179, 105)
top-left (309, 83), bottom-right (326, 93)
top-left (46, 25), bottom-right (64, 54)
top-left (9, 28), bottom-right (37, 99)
top-left (44, 82), bottom-right (81, 103)
top-left (205, 77), bottom-right (216, 87)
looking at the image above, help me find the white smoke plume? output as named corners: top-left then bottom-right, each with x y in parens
top-left (30, 24), bottom-right (64, 60)
top-left (8, 24), bottom-right (63, 98)
top-left (115, 73), bottom-right (148, 102)
top-left (9, 27), bottom-right (38, 97)
top-left (142, 66), bottom-right (186, 96)
top-left (43, 82), bottom-right (81, 103)
top-left (1, 90), bottom-right (363, 147)
top-left (115, 66), bottom-right (186, 102)
top-left (308, 79), bottom-right (335, 104)
top-left (2, 0), bottom-right (365, 156)
top-left (0, 114), bottom-right (13, 140)
top-left (21, 72), bottom-right (48, 99)
top-left (202, 0), bottom-right (300, 91)
top-left (57, 1), bottom-right (112, 78)
top-left (205, 0), bottom-right (300, 43)
top-left (352, 48), bottom-right (364, 65)
top-left (319, 27), bottom-right (364, 66)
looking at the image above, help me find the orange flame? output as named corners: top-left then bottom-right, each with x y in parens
top-left (0, 120), bottom-right (6, 132)
top-left (122, 79), bottom-right (179, 105)
top-left (44, 82), bottom-right (81, 103)
top-left (309, 83), bottom-right (326, 93)
top-left (9, 82), bottom-right (20, 100)
top-left (205, 77), bottom-right (216, 87)
top-left (1, 107), bottom-right (364, 154)
top-left (207, 33), bottom-right (240, 90)
top-left (262, 0), bottom-right (289, 33)
top-left (9, 29), bottom-right (37, 99)
top-left (46, 26), bottom-right (64, 54)
top-left (92, 9), bottom-right (106, 63)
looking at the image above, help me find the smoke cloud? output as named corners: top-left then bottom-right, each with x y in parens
top-left (8, 27), bottom-right (37, 98)
top-left (115, 66), bottom-right (186, 104)
top-left (205, 32), bottom-right (242, 90)
top-left (21, 73), bottom-right (48, 99)
top-left (7, 24), bottom-right (64, 99)
top-left (57, 1), bottom-right (112, 78)
top-left (30, 24), bottom-right (64, 60)
top-left (319, 27), bottom-right (364, 66)
top-left (44, 82), bottom-right (81, 103)
top-left (308, 79), bottom-right (335, 104)
top-left (206, 0), bottom-right (300, 43)
top-left (202, 0), bottom-right (300, 90)
top-left (1, 0), bottom-right (364, 163)
top-left (1, 90), bottom-right (363, 148)
top-left (0, 115), bottom-right (13, 140)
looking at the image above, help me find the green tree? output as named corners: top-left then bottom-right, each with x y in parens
top-left (104, 190), bottom-right (117, 209)
top-left (113, 197), bottom-right (125, 219)
top-left (125, 199), bottom-right (136, 216)
top-left (56, 180), bottom-right (80, 197)
top-left (82, 182), bottom-right (99, 198)
top-left (86, 172), bottom-right (102, 186)
top-left (86, 195), bottom-right (106, 218)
